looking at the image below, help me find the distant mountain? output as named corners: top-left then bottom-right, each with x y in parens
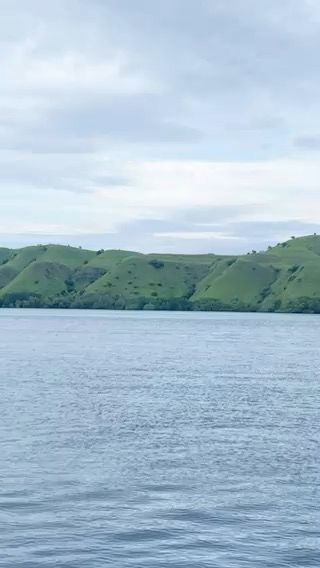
top-left (1, 236), bottom-right (320, 312)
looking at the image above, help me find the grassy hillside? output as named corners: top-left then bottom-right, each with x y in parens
top-left (2, 236), bottom-right (320, 312)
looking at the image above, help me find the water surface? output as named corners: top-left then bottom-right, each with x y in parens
top-left (0, 309), bottom-right (319, 567)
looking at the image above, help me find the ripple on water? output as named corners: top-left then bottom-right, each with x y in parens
top-left (0, 310), bottom-right (319, 567)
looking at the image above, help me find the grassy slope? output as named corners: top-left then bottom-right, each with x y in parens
top-left (0, 248), bottom-right (12, 264)
top-left (0, 266), bottom-right (18, 289)
top-left (1, 235), bottom-right (320, 311)
top-left (192, 257), bottom-right (278, 306)
top-left (87, 249), bottom-right (142, 269)
top-left (0, 245), bottom-right (94, 297)
top-left (86, 255), bottom-right (213, 300)
top-left (39, 245), bottom-right (95, 266)
top-left (0, 262), bottom-right (71, 297)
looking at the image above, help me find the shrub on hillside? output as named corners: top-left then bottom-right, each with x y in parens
top-left (288, 264), bottom-right (300, 273)
top-left (149, 259), bottom-right (164, 269)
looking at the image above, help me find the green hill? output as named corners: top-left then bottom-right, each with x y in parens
top-left (2, 236), bottom-right (320, 312)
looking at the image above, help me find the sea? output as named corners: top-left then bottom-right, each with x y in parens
top-left (0, 309), bottom-right (319, 567)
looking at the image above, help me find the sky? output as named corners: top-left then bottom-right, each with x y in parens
top-left (2, 0), bottom-right (320, 253)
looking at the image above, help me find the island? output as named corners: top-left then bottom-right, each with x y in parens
top-left (1, 235), bottom-right (320, 313)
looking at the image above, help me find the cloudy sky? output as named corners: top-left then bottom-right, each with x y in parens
top-left (2, 0), bottom-right (320, 253)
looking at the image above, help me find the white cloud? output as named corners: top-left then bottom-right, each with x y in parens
top-left (1, 39), bottom-right (157, 96)
top-left (1, 157), bottom-right (319, 240)
top-left (154, 231), bottom-right (242, 240)
top-left (96, 157), bottom-right (320, 224)
top-left (1, 1), bottom-right (320, 251)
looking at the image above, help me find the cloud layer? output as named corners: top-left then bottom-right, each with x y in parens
top-left (1, 0), bottom-right (320, 252)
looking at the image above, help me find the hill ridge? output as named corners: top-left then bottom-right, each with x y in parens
top-left (1, 236), bottom-right (320, 312)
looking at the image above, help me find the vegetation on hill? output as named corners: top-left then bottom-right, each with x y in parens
top-left (2, 236), bottom-right (320, 312)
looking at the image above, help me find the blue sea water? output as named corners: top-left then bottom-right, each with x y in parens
top-left (0, 309), bottom-right (319, 567)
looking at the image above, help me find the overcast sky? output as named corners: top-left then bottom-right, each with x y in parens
top-left (2, 0), bottom-right (320, 253)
